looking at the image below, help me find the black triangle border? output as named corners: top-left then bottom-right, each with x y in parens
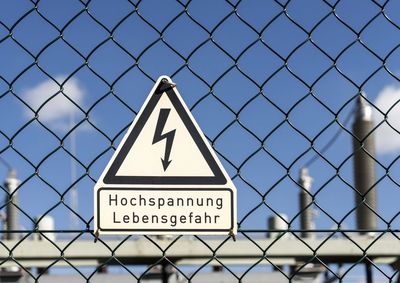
top-left (103, 80), bottom-right (227, 185)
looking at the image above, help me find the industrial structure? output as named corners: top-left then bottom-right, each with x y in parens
top-left (0, 1), bottom-right (398, 282)
top-left (0, 92), bottom-right (389, 283)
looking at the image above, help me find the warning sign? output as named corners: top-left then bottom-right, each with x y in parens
top-left (94, 76), bottom-right (237, 235)
top-left (97, 189), bottom-right (233, 232)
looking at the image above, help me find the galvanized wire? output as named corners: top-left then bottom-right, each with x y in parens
top-left (0, 0), bottom-right (399, 282)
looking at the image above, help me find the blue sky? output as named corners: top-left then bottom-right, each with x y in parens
top-left (0, 0), bottom-right (400, 249)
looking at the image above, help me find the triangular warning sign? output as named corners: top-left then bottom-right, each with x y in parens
top-left (103, 77), bottom-right (226, 185)
top-left (94, 76), bottom-right (237, 236)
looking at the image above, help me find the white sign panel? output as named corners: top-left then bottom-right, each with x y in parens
top-left (94, 76), bottom-right (237, 235)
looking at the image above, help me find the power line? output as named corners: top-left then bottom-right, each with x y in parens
top-left (0, 156), bottom-right (11, 171)
top-left (304, 105), bottom-right (356, 168)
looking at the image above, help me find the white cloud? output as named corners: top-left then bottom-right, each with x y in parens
top-left (374, 84), bottom-right (400, 155)
top-left (22, 76), bottom-right (86, 130)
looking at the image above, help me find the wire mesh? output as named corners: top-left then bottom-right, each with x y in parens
top-left (0, 0), bottom-right (400, 282)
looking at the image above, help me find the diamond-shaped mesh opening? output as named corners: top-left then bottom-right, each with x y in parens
top-left (173, 69), bottom-right (210, 107)
top-left (215, 122), bottom-right (260, 167)
top-left (239, 95), bottom-right (286, 139)
top-left (312, 14), bottom-right (357, 58)
top-left (286, 0), bottom-right (331, 32)
top-left (191, 94), bottom-right (235, 139)
top-left (139, 41), bottom-right (184, 79)
top-left (18, 181), bottom-right (60, 227)
top-left (236, 0), bottom-right (282, 32)
top-left (12, 11), bottom-right (59, 55)
top-left (213, 14), bottom-right (258, 58)
top-left (214, 68), bottom-right (259, 112)
top-left (337, 42), bottom-right (383, 86)
top-left (89, 94), bottom-right (133, 138)
top-left (314, 176), bottom-right (356, 225)
top-left (0, 39), bottom-right (33, 82)
top-left (87, 0), bottom-right (134, 31)
top-left (310, 118), bottom-right (355, 168)
top-left (37, 0), bottom-right (83, 29)
top-left (164, 13), bottom-right (209, 58)
top-left (263, 68), bottom-right (309, 112)
top-left (189, 40), bottom-right (233, 83)
top-left (38, 39), bottom-right (84, 76)
top-left (62, 11), bottom-right (109, 56)
top-left (238, 40), bottom-right (283, 85)
top-left (265, 122), bottom-right (310, 167)
top-left (264, 177), bottom-right (301, 220)
top-left (287, 41), bottom-right (333, 85)
top-left (89, 40), bottom-right (134, 83)
top-left (241, 150), bottom-right (287, 194)
top-left (262, 13), bottom-right (307, 57)
top-left (138, 0), bottom-right (183, 31)
top-left (12, 121), bottom-right (60, 165)
top-left (113, 13), bottom-right (159, 59)
top-left (0, 0), bottom-right (33, 27)
top-left (313, 68), bottom-right (358, 113)
top-left (289, 95), bottom-right (335, 139)
top-left (335, 0), bottom-right (381, 32)
top-left (362, 14), bottom-right (400, 58)
top-left (0, 92), bottom-right (34, 137)
top-left (38, 149), bottom-right (84, 191)
top-left (0, 0), bottom-right (399, 282)
top-left (188, 0), bottom-right (232, 31)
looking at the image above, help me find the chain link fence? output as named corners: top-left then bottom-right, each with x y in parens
top-left (0, 0), bottom-right (400, 282)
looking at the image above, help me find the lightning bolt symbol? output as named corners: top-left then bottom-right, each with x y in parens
top-left (152, 108), bottom-right (176, 171)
